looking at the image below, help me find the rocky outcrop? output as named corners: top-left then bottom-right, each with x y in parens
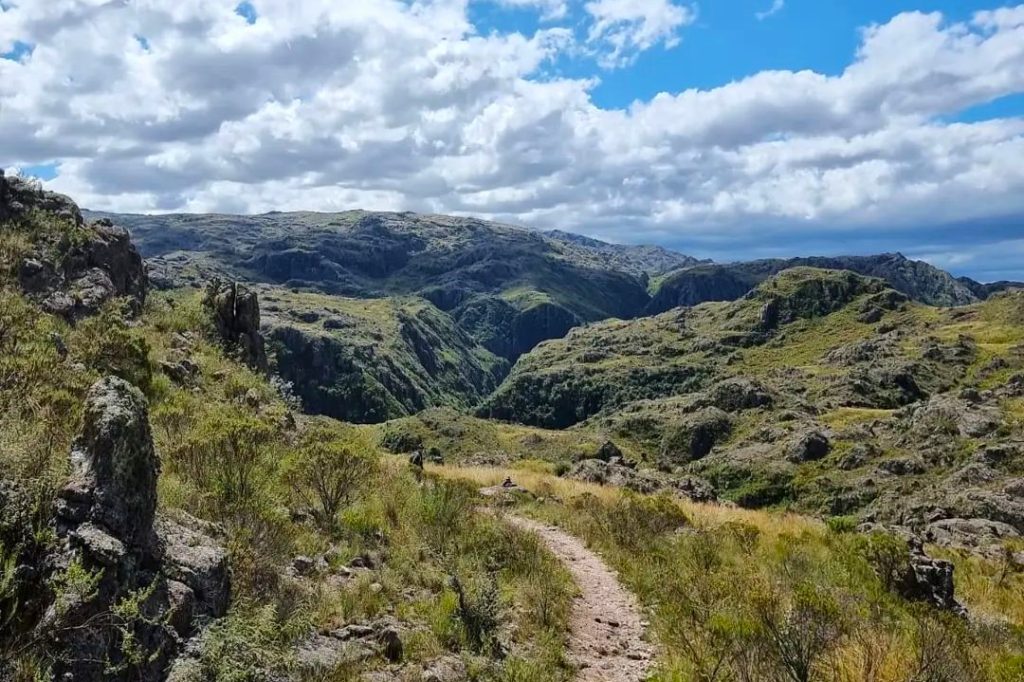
top-left (35, 377), bottom-right (229, 681)
top-left (648, 253), bottom-right (979, 315)
top-left (659, 408), bottom-right (733, 464)
top-left (899, 538), bottom-right (966, 615)
top-left (57, 378), bottom-right (160, 554)
top-left (203, 280), bottom-right (268, 371)
top-left (0, 169), bottom-right (82, 225)
top-left (3, 173), bottom-right (148, 321)
top-left (566, 458), bottom-right (716, 502)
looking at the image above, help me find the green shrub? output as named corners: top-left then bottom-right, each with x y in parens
top-left (284, 425), bottom-right (378, 532)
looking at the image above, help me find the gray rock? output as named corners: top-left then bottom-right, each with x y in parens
top-left (925, 518), bottom-right (1021, 550)
top-left (1, 170), bottom-right (83, 225)
top-left (594, 440), bottom-right (624, 462)
top-left (12, 210), bottom-right (148, 321)
top-left (902, 538), bottom-right (966, 615)
top-left (43, 377), bottom-right (228, 681)
top-left (877, 457), bottom-right (927, 476)
top-left (660, 407), bottom-right (733, 463)
top-left (705, 377), bottom-right (773, 412)
top-left (57, 377), bottom-right (159, 554)
top-left (378, 627), bottom-right (403, 662)
top-left (158, 515), bottom-right (231, 618)
top-left (787, 430), bottom-right (831, 463)
top-left (203, 280), bottom-right (268, 371)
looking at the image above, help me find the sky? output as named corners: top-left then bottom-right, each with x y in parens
top-left (2, 1), bottom-right (1024, 281)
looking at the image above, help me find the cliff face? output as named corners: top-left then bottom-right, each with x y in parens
top-left (261, 291), bottom-right (507, 423)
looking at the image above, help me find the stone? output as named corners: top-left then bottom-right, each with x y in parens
top-left (158, 515), bottom-right (231, 618)
top-left (9, 189), bottom-right (149, 320)
top-left (57, 377), bottom-right (159, 554)
top-left (1, 171), bottom-right (83, 226)
top-left (925, 517), bottom-right (1021, 551)
top-left (291, 555), bottom-right (316, 577)
top-left (706, 378), bottom-right (773, 412)
top-left (786, 430), bottom-right (831, 463)
top-left (660, 408), bottom-right (733, 463)
top-left (901, 538), bottom-right (966, 615)
top-left (594, 440), bottom-right (624, 462)
top-left (43, 377), bottom-right (229, 681)
top-left (203, 280), bottom-right (268, 371)
top-left (378, 627), bottom-right (403, 662)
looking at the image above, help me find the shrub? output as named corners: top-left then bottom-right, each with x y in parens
top-left (604, 491), bottom-right (688, 550)
top-left (71, 301), bottom-right (152, 393)
top-left (284, 425), bottom-right (377, 532)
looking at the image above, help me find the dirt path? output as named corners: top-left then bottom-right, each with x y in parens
top-left (504, 514), bottom-right (654, 681)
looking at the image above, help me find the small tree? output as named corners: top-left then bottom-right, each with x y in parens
top-left (286, 427), bottom-right (376, 531)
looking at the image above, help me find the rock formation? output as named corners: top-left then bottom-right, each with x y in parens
top-left (0, 169), bottom-right (83, 225)
top-left (2, 172), bottom-right (148, 321)
top-left (34, 377), bottom-right (229, 681)
top-left (203, 280), bottom-right (268, 371)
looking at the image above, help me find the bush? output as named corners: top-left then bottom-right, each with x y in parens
top-left (284, 425), bottom-right (377, 532)
top-left (603, 491), bottom-right (688, 550)
top-left (71, 301), bottom-right (152, 393)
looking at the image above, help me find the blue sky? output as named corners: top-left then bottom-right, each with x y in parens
top-left (2, 0), bottom-right (1024, 281)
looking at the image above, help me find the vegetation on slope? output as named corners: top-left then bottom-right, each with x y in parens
top-left (0, 205), bottom-right (575, 680)
top-left (481, 268), bottom-right (1024, 552)
top-left (93, 210), bottom-right (663, 361)
top-left (648, 252), bottom-right (986, 314)
top-left (259, 287), bottom-right (508, 423)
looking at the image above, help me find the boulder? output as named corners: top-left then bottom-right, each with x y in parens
top-left (57, 377), bottom-right (159, 553)
top-left (925, 518), bottom-right (1021, 551)
top-left (660, 408), bottom-right (733, 463)
top-left (900, 538), bottom-right (966, 615)
top-left (705, 378), bottom-right (772, 412)
top-left (786, 430), bottom-right (831, 463)
top-left (4, 174), bottom-right (148, 321)
top-left (594, 440), bottom-right (624, 462)
top-left (0, 170), bottom-right (83, 225)
top-left (203, 280), bottom-right (268, 371)
top-left (566, 459), bottom-right (716, 503)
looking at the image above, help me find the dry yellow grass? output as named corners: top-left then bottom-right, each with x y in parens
top-left (428, 463), bottom-right (824, 539)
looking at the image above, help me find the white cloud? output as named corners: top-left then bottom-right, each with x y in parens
top-left (756, 0), bottom-right (784, 21)
top-left (584, 0), bottom-right (696, 67)
top-left (2, 1), bottom-right (1024, 278)
top-left (491, 0), bottom-right (569, 21)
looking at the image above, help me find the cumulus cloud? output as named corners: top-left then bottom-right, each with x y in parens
top-left (491, 0), bottom-right (570, 21)
top-left (1, 1), bottom-right (1024, 279)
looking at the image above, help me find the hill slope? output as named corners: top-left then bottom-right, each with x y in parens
top-left (648, 253), bottom-right (986, 314)
top-left (481, 267), bottom-right (1024, 553)
top-left (88, 210), bottom-right (679, 361)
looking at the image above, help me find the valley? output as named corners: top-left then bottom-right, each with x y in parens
top-left (3, 174), bottom-right (1024, 681)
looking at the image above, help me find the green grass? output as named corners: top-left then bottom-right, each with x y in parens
top-left (0, 283), bottom-right (575, 678)
top-left (443, 465), bottom-right (1024, 682)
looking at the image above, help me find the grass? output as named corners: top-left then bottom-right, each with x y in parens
top-left (0, 282), bottom-right (575, 679)
top-left (369, 408), bottom-right (623, 465)
top-left (435, 464), bottom-right (1024, 681)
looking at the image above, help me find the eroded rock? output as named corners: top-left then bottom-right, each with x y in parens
top-left (203, 280), bottom-right (268, 371)
top-left (43, 377), bottom-right (229, 681)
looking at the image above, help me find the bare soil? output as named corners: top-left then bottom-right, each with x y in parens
top-left (504, 515), bottom-right (654, 681)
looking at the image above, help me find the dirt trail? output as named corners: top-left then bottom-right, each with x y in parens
top-left (505, 514), bottom-right (654, 681)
